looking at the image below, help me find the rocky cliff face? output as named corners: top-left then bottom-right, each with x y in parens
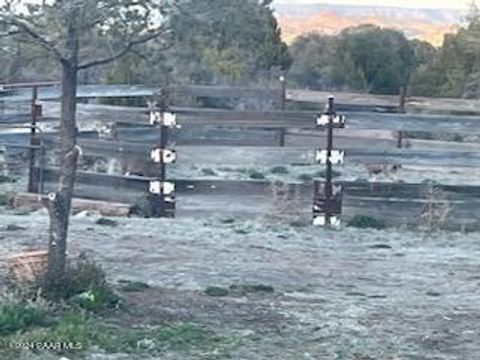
top-left (274, 3), bottom-right (464, 46)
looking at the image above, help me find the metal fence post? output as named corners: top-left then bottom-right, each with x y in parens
top-left (313, 96), bottom-right (346, 227)
top-left (148, 89), bottom-right (177, 218)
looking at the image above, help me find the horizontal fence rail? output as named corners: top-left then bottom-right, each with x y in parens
top-left (1, 131), bottom-right (469, 170)
top-left (2, 84), bottom-right (480, 229)
top-left (2, 132), bottom-right (476, 169)
top-left (288, 89), bottom-right (480, 115)
top-left (32, 168), bottom-right (480, 231)
top-left (37, 167), bottom-right (480, 201)
top-left (64, 141), bottom-right (480, 168)
top-left (0, 84), bottom-right (282, 102)
top-left (3, 100), bottom-right (480, 135)
top-left (3, 83), bottom-right (480, 115)
top-left (9, 102), bottom-right (480, 135)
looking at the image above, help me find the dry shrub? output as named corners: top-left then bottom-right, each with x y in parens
top-left (263, 181), bottom-right (307, 226)
top-left (7, 250), bottom-right (49, 286)
top-left (419, 182), bottom-right (451, 234)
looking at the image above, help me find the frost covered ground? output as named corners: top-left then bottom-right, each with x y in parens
top-left (1, 123), bottom-right (480, 358)
top-left (0, 206), bottom-right (479, 359)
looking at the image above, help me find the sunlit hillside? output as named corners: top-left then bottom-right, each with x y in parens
top-left (275, 3), bottom-right (464, 46)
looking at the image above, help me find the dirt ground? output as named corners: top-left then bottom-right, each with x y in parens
top-left (2, 123), bottom-right (480, 359)
top-left (0, 208), bottom-right (479, 359)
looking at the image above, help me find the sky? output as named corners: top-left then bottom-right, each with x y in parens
top-left (274, 0), bottom-right (472, 10)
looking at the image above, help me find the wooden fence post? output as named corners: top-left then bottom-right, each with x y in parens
top-left (398, 85), bottom-right (407, 113)
top-left (278, 128), bottom-right (286, 147)
top-left (397, 131), bottom-right (403, 149)
top-left (279, 75), bottom-right (287, 110)
top-left (28, 86), bottom-right (41, 193)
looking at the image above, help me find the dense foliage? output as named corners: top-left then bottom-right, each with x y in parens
top-left (409, 5), bottom-right (480, 98)
top-left (3, 1), bottom-right (480, 98)
top-left (289, 25), bottom-right (421, 95)
top-left (289, 5), bottom-right (480, 98)
top-left (94, 0), bottom-right (291, 87)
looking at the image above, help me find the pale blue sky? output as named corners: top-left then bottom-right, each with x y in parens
top-left (274, 0), bottom-right (472, 10)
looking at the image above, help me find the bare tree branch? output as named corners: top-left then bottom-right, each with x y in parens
top-left (0, 29), bottom-right (20, 38)
top-left (77, 28), bottom-right (166, 70)
top-left (0, 16), bottom-right (64, 61)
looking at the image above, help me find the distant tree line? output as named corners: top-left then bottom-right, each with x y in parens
top-left (289, 4), bottom-right (480, 98)
top-left (2, 1), bottom-right (480, 99)
top-left (289, 25), bottom-right (419, 95)
top-left (409, 4), bottom-right (480, 98)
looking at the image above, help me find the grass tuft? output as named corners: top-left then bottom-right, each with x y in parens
top-left (119, 280), bottom-right (151, 293)
top-left (229, 284), bottom-right (275, 295)
top-left (201, 168), bottom-right (217, 176)
top-left (4, 224), bottom-right (26, 231)
top-left (0, 193), bottom-right (14, 207)
top-left (249, 170), bottom-right (266, 180)
top-left (204, 286), bottom-right (229, 297)
top-left (270, 166), bottom-right (289, 175)
top-left (298, 173), bottom-right (313, 182)
top-left (0, 291), bottom-right (49, 336)
top-left (347, 215), bottom-right (385, 230)
top-left (0, 175), bottom-right (15, 184)
top-left (95, 218), bottom-right (118, 227)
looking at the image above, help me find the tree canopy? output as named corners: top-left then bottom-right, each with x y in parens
top-left (289, 25), bottom-right (417, 95)
top-left (3, 1), bottom-right (480, 99)
top-left (410, 3), bottom-right (480, 98)
top-left (99, 0), bottom-right (291, 87)
top-left (289, 4), bottom-right (480, 99)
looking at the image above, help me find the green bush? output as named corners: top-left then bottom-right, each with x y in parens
top-left (154, 323), bottom-right (218, 351)
top-left (270, 166), bottom-right (289, 175)
top-left (0, 292), bottom-right (49, 336)
top-left (204, 286), bottom-right (229, 297)
top-left (289, 219), bottom-right (310, 228)
top-left (67, 257), bottom-right (119, 311)
top-left (229, 284), bottom-right (274, 295)
top-left (49, 255), bottom-right (120, 311)
top-left (298, 173), bottom-right (313, 182)
top-left (220, 218), bottom-right (235, 225)
top-left (347, 215), bottom-right (385, 230)
top-left (5, 224), bottom-right (26, 231)
top-left (0, 193), bottom-right (14, 207)
top-left (202, 168), bottom-right (217, 176)
top-left (106, 322), bottom-right (230, 354)
top-left (201, 168), bottom-right (217, 176)
top-left (95, 218), bottom-right (118, 227)
top-left (0, 175), bottom-right (15, 184)
top-left (38, 311), bottom-right (103, 347)
top-left (249, 170), bottom-right (266, 180)
top-left (2, 311), bottom-right (109, 355)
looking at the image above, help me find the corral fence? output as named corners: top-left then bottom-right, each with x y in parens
top-left (1, 82), bottom-right (480, 231)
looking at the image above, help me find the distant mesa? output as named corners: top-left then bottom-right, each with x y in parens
top-left (274, 3), bottom-right (465, 46)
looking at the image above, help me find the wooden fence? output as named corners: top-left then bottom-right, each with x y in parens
top-left (1, 83), bottom-right (480, 230)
